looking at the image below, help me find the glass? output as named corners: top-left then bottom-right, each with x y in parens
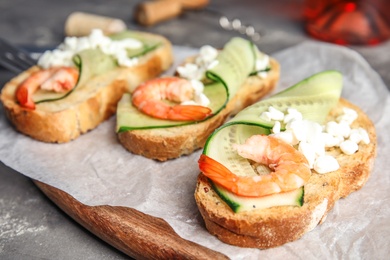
top-left (304, 0), bottom-right (390, 45)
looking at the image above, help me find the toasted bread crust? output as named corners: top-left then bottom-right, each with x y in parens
top-left (194, 98), bottom-right (377, 249)
top-left (0, 32), bottom-right (173, 143)
top-left (117, 58), bottom-right (280, 161)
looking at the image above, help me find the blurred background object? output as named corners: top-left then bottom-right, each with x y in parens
top-left (304, 0), bottom-right (390, 45)
top-left (65, 12), bottom-right (127, 37)
top-left (134, 0), bottom-right (209, 26)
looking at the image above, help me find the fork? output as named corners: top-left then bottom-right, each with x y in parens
top-left (0, 38), bottom-right (37, 74)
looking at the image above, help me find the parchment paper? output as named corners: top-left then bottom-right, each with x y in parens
top-left (1, 41), bottom-right (389, 259)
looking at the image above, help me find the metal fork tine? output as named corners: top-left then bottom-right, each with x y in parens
top-left (2, 52), bottom-right (31, 71)
top-left (0, 38), bottom-right (37, 74)
top-left (16, 52), bottom-right (36, 67)
top-left (0, 57), bottom-right (27, 74)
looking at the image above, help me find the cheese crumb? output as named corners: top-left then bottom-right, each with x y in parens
top-left (272, 121), bottom-right (281, 134)
top-left (256, 54), bottom-right (270, 79)
top-left (336, 107), bottom-right (358, 124)
top-left (271, 130), bottom-right (298, 145)
top-left (340, 140), bottom-right (359, 155)
top-left (314, 155), bottom-right (340, 174)
top-left (268, 106), bottom-right (285, 121)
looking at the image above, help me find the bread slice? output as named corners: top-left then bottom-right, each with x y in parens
top-left (117, 58), bottom-right (280, 161)
top-left (0, 31), bottom-right (173, 143)
top-left (194, 98), bottom-right (377, 249)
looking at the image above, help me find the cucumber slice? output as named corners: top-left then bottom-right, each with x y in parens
top-left (206, 37), bottom-right (257, 100)
top-left (116, 37), bottom-right (258, 131)
top-left (212, 183), bottom-right (304, 213)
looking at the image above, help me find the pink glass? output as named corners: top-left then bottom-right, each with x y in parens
top-left (304, 0), bottom-right (390, 45)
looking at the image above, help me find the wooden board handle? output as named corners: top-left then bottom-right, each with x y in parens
top-left (34, 180), bottom-right (228, 259)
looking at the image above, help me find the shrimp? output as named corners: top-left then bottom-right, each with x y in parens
top-left (198, 135), bottom-right (311, 197)
top-left (15, 66), bottom-right (79, 109)
top-left (40, 67), bottom-right (79, 92)
top-left (131, 77), bottom-right (212, 121)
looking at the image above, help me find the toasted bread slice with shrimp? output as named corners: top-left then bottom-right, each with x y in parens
top-left (194, 98), bottom-right (377, 249)
top-left (117, 57), bottom-right (280, 161)
top-left (0, 31), bottom-right (173, 143)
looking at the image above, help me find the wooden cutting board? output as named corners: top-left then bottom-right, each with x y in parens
top-left (33, 180), bottom-right (229, 259)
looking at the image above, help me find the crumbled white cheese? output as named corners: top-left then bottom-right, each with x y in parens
top-left (38, 49), bottom-right (75, 68)
top-left (256, 53), bottom-right (270, 79)
top-left (207, 60), bottom-right (219, 70)
top-left (360, 128), bottom-right (370, 144)
top-left (198, 45), bottom-right (219, 65)
top-left (38, 29), bottom-right (143, 69)
top-left (325, 121), bottom-right (342, 137)
top-left (194, 93), bottom-right (211, 107)
top-left (180, 79), bottom-right (210, 107)
top-left (272, 121), bottom-right (281, 134)
top-left (260, 106), bottom-right (284, 122)
top-left (301, 120), bottom-right (323, 144)
top-left (336, 107), bottom-right (358, 124)
top-left (260, 111), bottom-right (272, 122)
top-left (286, 120), bottom-right (322, 142)
top-left (190, 79), bottom-right (204, 94)
top-left (283, 108), bottom-right (303, 124)
top-left (339, 121), bottom-right (351, 138)
top-left (177, 45), bottom-right (219, 82)
top-left (298, 141), bottom-right (317, 168)
top-left (340, 140), bottom-right (359, 155)
top-left (321, 132), bottom-right (342, 147)
top-left (349, 128), bottom-right (363, 144)
top-left (177, 44), bottom-right (270, 109)
top-left (176, 63), bottom-right (203, 81)
top-left (314, 155), bottom-right (340, 174)
top-left (268, 106), bottom-right (284, 121)
top-left (263, 105), bottom-right (369, 174)
top-left (350, 127), bottom-right (370, 145)
top-left (271, 131), bottom-right (298, 146)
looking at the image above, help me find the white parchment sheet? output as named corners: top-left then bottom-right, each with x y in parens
top-left (1, 41), bottom-right (389, 259)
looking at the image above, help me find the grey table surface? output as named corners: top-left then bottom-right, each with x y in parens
top-left (0, 0), bottom-right (389, 259)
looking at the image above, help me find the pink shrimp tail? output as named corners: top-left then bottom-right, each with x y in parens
top-left (15, 85), bottom-right (35, 109)
top-left (15, 70), bottom-right (52, 110)
top-left (169, 105), bottom-right (212, 121)
top-left (199, 154), bottom-right (237, 186)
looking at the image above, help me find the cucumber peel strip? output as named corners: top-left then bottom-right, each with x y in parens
top-left (33, 30), bottom-right (162, 104)
top-left (212, 181), bottom-right (304, 213)
top-left (116, 37), bottom-right (258, 132)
